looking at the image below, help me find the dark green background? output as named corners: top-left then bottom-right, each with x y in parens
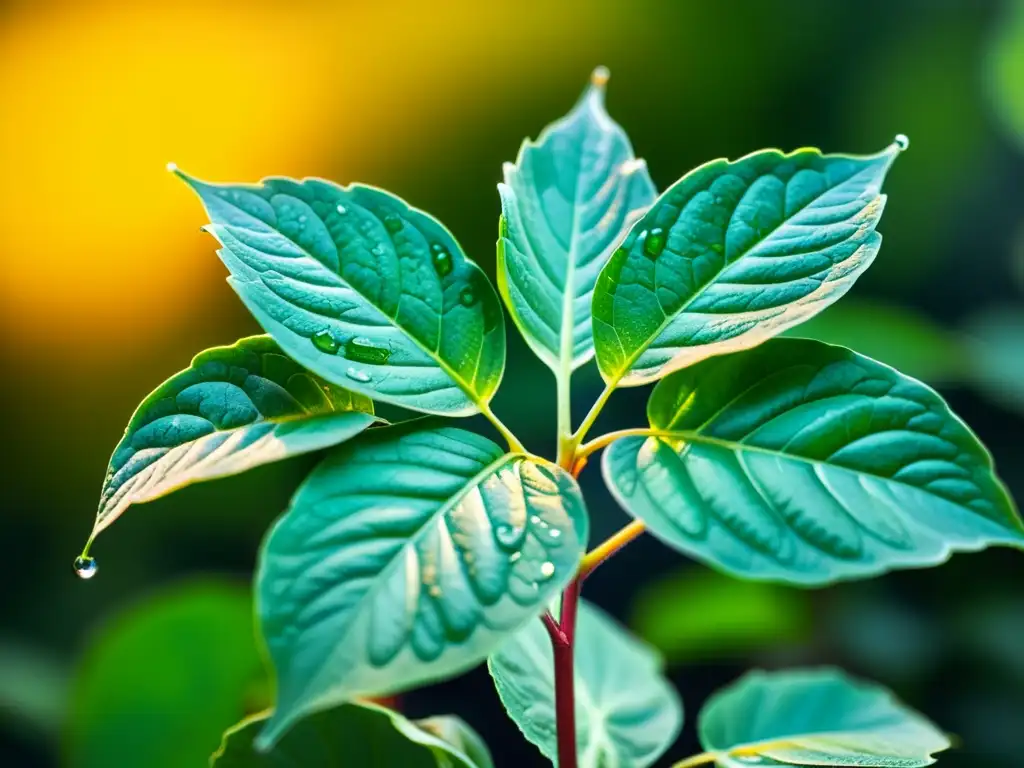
top-left (3, 1), bottom-right (1023, 766)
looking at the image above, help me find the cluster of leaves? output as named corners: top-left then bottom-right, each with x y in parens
top-left (82, 68), bottom-right (1023, 766)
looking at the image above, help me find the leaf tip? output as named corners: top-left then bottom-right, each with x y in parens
top-left (165, 161), bottom-right (178, 174)
top-left (893, 133), bottom-right (910, 152)
top-left (591, 65), bottom-right (611, 89)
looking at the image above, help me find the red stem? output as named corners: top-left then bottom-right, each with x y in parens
top-left (553, 578), bottom-right (582, 768)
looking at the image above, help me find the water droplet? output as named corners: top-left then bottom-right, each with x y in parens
top-left (643, 228), bottom-right (666, 259)
top-left (539, 562), bottom-right (556, 580)
top-left (336, 203), bottom-right (348, 215)
top-left (591, 66), bottom-right (610, 87)
top-left (894, 133), bottom-right (910, 151)
top-left (346, 367), bottom-right (372, 383)
top-left (509, 552), bottom-right (522, 563)
top-left (345, 336), bottom-right (391, 365)
top-left (548, 528), bottom-right (562, 539)
top-left (383, 214), bottom-right (403, 234)
top-left (298, 215), bottom-right (307, 224)
top-left (430, 244), bottom-right (453, 277)
top-left (165, 161), bottom-right (178, 173)
top-left (529, 515), bottom-right (542, 526)
top-left (458, 286), bottom-right (476, 307)
top-left (371, 244), bottom-right (387, 257)
top-left (74, 556), bottom-right (98, 580)
top-left (311, 329), bottom-right (340, 354)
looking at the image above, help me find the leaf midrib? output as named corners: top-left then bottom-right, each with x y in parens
top-left (214, 193), bottom-right (493, 408)
top-left (302, 450), bottom-right (531, 704)
top-left (603, 157), bottom-right (881, 386)
top-left (631, 428), bottom-right (1007, 531)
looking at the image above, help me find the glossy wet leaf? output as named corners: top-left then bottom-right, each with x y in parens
top-left (498, 67), bottom-right (655, 374)
top-left (257, 422), bottom-right (588, 747)
top-left (67, 580), bottom-right (266, 768)
top-left (177, 170), bottom-right (505, 416)
top-left (592, 142), bottom-right (902, 387)
top-left (692, 668), bottom-right (950, 767)
top-left (785, 299), bottom-right (962, 383)
top-left (630, 568), bottom-right (810, 663)
top-left (211, 702), bottom-right (492, 768)
top-left (489, 600), bottom-right (682, 767)
top-left (603, 338), bottom-right (1024, 585)
top-left (88, 336), bottom-right (376, 547)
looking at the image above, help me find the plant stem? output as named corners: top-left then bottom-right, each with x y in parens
top-left (578, 520), bottom-right (647, 580)
top-left (479, 403), bottom-right (527, 454)
top-left (570, 382), bottom-right (615, 446)
top-left (576, 427), bottom-right (668, 462)
top-left (556, 370), bottom-right (575, 470)
top-left (553, 578), bottom-right (582, 768)
top-left (672, 753), bottom-right (717, 768)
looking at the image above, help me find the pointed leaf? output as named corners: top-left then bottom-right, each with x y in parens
top-left (89, 336), bottom-right (376, 547)
top-left (257, 422), bottom-right (588, 747)
top-left (498, 67), bottom-right (656, 373)
top-left (211, 703), bottom-right (492, 768)
top-left (592, 141), bottom-right (904, 387)
top-left (488, 600), bottom-right (682, 767)
top-left (603, 338), bottom-right (1023, 586)
top-left (693, 668), bottom-right (950, 767)
top-left (177, 170), bottom-right (505, 416)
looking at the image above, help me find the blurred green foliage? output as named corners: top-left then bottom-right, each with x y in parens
top-left (3, 1), bottom-right (1024, 766)
top-left (64, 581), bottom-right (266, 768)
top-left (630, 568), bottom-right (811, 663)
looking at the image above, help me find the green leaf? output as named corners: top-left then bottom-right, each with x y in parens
top-left (498, 67), bottom-right (656, 374)
top-left (211, 702), bottom-right (492, 768)
top-left (257, 422), bottom-right (588, 747)
top-left (488, 599), bottom-right (682, 767)
top-left (987, 0), bottom-right (1024, 149)
top-left (66, 580), bottom-right (267, 768)
top-left (690, 668), bottom-right (950, 767)
top-left (176, 169), bottom-right (506, 416)
top-left (630, 567), bottom-right (810, 663)
top-left (591, 142), bottom-right (903, 387)
top-left (603, 338), bottom-right (1024, 586)
top-left (87, 336), bottom-right (376, 550)
top-left (784, 299), bottom-right (962, 383)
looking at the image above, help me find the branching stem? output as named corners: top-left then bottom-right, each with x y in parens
top-left (578, 520), bottom-right (647, 581)
top-left (479, 403), bottom-right (526, 454)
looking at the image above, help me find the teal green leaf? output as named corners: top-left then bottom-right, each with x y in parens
top-left (603, 338), bottom-right (1024, 586)
top-left (630, 567), bottom-right (810, 663)
top-left (211, 702), bottom-right (492, 768)
top-left (690, 668), bottom-right (950, 767)
top-left (498, 67), bottom-right (656, 374)
top-left (87, 336), bottom-right (375, 549)
top-left (592, 142), bottom-right (903, 387)
top-left (67, 580), bottom-right (267, 768)
top-left (488, 599), bottom-right (682, 767)
top-left (257, 422), bottom-right (588, 747)
top-left (176, 169), bottom-right (505, 416)
top-left (784, 299), bottom-right (962, 383)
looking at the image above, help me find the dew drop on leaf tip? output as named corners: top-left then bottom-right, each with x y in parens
top-left (894, 133), bottom-right (910, 151)
top-left (74, 555), bottom-right (98, 580)
top-left (591, 66), bottom-right (610, 87)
